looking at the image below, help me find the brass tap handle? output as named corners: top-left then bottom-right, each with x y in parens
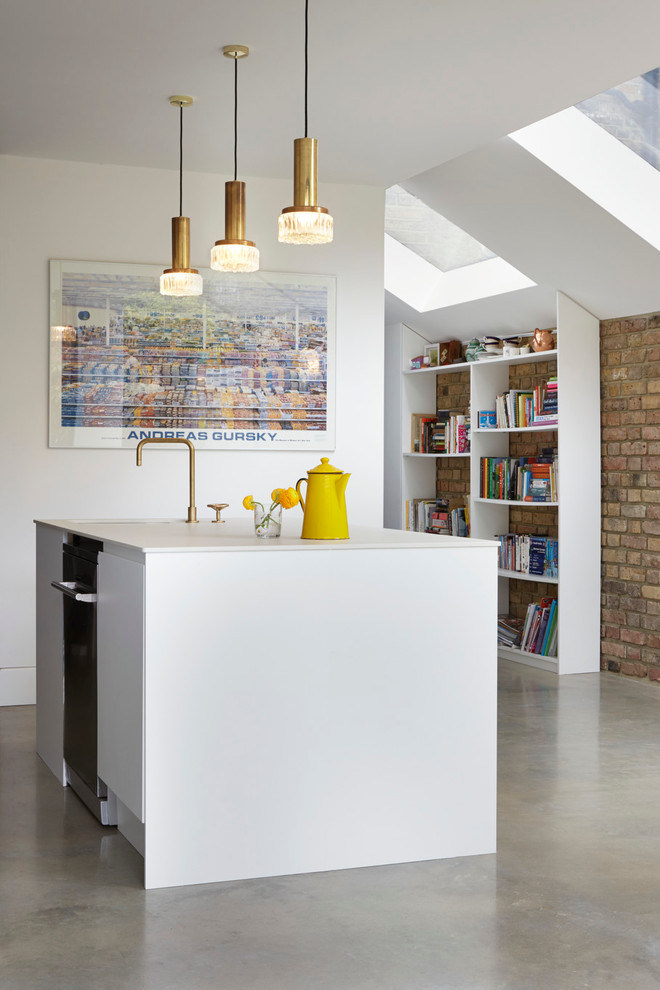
top-left (207, 503), bottom-right (229, 523)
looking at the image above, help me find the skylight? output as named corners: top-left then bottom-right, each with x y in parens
top-left (383, 185), bottom-right (535, 312)
top-left (509, 66), bottom-right (660, 254)
top-left (385, 185), bottom-right (495, 272)
top-left (577, 68), bottom-right (660, 172)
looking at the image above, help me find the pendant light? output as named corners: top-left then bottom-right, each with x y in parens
top-left (160, 96), bottom-right (203, 297)
top-left (210, 45), bottom-right (259, 273)
top-left (278, 0), bottom-right (333, 244)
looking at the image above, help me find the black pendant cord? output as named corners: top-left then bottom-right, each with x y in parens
top-left (178, 104), bottom-right (184, 217)
top-left (234, 56), bottom-right (238, 181)
top-left (304, 0), bottom-right (309, 137)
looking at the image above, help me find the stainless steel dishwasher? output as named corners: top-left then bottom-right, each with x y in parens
top-left (51, 535), bottom-right (117, 825)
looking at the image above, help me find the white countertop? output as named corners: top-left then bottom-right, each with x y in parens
top-left (35, 518), bottom-right (497, 554)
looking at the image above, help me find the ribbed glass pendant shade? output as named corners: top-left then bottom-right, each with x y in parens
top-left (159, 270), bottom-right (204, 296)
top-left (210, 180), bottom-right (259, 272)
top-left (210, 243), bottom-right (260, 273)
top-left (278, 208), bottom-right (333, 244)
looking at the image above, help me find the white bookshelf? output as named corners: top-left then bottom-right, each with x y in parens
top-left (384, 291), bottom-right (601, 675)
top-left (473, 498), bottom-right (559, 507)
top-left (498, 569), bottom-right (559, 585)
top-left (404, 453), bottom-right (468, 459)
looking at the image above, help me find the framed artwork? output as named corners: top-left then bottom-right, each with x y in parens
top-left (49, 260), bottom-right (336, 450)
top-left (424, 342), bottom-right (440, 367)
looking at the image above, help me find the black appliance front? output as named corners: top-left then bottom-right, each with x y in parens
top-left (60, 537), bottom-right (116, 825)
top-left (62, 542), bottom-right (101, 796)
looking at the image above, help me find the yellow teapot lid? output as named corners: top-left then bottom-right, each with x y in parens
top-left (307, 456), bottom-right (342, 474)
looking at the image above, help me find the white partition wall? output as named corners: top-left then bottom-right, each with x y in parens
top-left (556, 292), bottom-right (601, 673)
top-left (384, 323), bottom-right (439, 530)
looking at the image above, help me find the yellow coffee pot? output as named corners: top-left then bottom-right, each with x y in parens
top-left (295, 457), bottom-right (350, 540)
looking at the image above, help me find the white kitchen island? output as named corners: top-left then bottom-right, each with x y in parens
top-left (36, 519), bottom-right (498, 890)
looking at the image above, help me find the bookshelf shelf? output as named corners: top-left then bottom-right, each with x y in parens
top-left (402, 349), bottom-right (559, 376)
top-left (403, 452), bottom-right (469, 459)
top-left (480, 348), bottom-right (558, 368)
top-left (473, 425), bottom-right (558, 434)
top-left (497, 644), bottom-right (558, 673)
top-left (403, 363), bottom-right (469, 377)
top-left (474, 497), bottom-right (558, 507)
top-left (498, 568), bottom-right (559, 584)
top-left (384, 293), bottom-right (600, 675)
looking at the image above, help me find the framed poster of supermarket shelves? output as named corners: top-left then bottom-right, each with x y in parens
top-left (49, 260), bottom-right (336, 450)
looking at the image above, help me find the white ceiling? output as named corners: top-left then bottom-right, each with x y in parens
top-left (5, 0), bottom-right (660, 325)
top-left (404, 134), bottom-right (660, 321)
top-left (4, 0), bottom-right (660, 187)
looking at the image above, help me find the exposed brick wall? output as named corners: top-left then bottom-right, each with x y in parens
top-left (601, 313), bottom-right (660, 682)
top-left (435, 368), bottom-right (470, 502)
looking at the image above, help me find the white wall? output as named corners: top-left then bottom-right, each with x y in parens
top-left (0, 155), bottom-right (385, 704)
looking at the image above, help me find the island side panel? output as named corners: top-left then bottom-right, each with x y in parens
top-left (36, 523), bottom-right (66, 783)
top-left (97, 551), bottom-right (145, 823)
top-left (143, 544), bottom-right (497, 890)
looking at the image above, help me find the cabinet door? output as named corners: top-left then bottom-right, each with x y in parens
top-left (97, 552), bottom-right (144, 821)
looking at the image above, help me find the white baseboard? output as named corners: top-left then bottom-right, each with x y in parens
top-left (0, 666), bottom-right (36, 706)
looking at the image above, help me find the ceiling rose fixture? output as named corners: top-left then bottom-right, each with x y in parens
top-left (210, 45), bottom-right (259, 273)
top-left (278, 0), bottom-right (333, 244)
top-left (160, 96), bottom-right (203, 297)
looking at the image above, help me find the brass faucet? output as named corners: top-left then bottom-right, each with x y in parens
top-left (136, 438), bottom-right (198, 523)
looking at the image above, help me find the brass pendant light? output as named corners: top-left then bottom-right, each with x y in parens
top-left (278, 0), bottom-right (333, 244)
top-left (210, 45), bottom-right (259, 273)
top-left (160, 96), bottom-right (203, 297)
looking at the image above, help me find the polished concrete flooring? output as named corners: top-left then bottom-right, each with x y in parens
top-left (2, 660), bottom-right (660, 989)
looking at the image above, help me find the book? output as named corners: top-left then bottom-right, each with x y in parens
top-left (540, 600), bottom-right (558, 655)
top-left (425, 499), bottom-right (450, 534)
top-left (520, 604), bottom-right (539, 651)
top-left (495, 534), bottom-right (558, 578)
top-left (411, 411), bottom-right (471, 454)
top-left (519, 597), bottom-right (558, 654)
top-left (480, 455), bottom-right (558, 502)
top-left (530, 378), bottom-right (559, 426)
top-left (406, 496), bottom-right (460, 535)
top-left (410, 413), bottom-right (437, 453)
top-left (497, 614), bottom-right (524, 647)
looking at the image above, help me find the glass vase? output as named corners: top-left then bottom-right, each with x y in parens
top-left (254, 503), bottom-right (282, 538)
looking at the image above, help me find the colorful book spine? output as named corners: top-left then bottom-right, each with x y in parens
top-left (480, 456), bottom-right (558, 502)
top-left (519, 598), bottom-right (558, 655)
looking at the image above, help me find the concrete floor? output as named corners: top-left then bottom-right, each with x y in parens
top-left (2, 659), bottom-right (660, 989)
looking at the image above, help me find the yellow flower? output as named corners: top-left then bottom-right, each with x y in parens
top-left (242, 495), bottom-right (255, 510)
top-left (271, 488), bottom-right (284, 504)
top-left (278, 487), bottom-right (301, 510)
